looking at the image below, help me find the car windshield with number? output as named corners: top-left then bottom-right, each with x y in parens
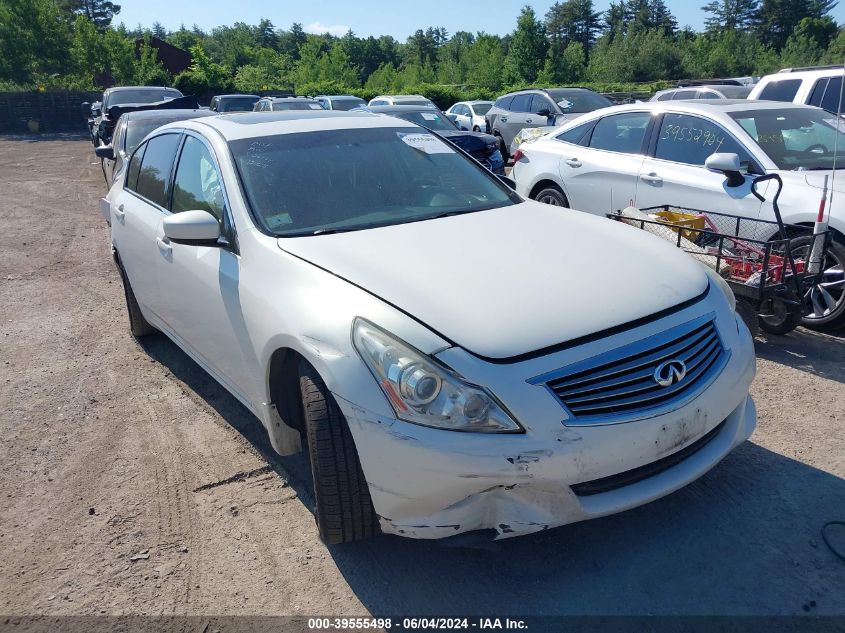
top-left (730, 108), bottom-right (845, 170)
top-left (230, 127), bottom-right (516, 237)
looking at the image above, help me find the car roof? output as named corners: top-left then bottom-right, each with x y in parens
top-left (216, 94), bottom-right (259, 99)
top-left (264, 96), bottom-right (318, 102)
top-left (123, 109), bottom-right (215, 122)
top-left (365, 105), bottom-right (439, 113)
top-left (318, 95), bottom-right (365, 99)
top-left (767, 68), bottom-right (844, 80)
top-left (179, 110), bottom-right (418, 140)
top-left (593, 99), bottom-right (824, 117)
top-left (374, 95), bottom-right (429, 99)
top-left (106, 86), bottom-right (180, 93)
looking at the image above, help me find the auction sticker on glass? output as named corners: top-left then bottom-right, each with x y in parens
top-left (398, 132), bottom-right (453, 154)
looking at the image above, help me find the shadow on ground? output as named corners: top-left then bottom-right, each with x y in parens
top-left (138, 330), bottom-right (845, 616)
top-left (754, 326), bottom-right (845, 385)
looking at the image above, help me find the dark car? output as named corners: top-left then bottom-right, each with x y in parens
top-left (254, 96), bottom-right (324, 111)
top-left (485, 87), bottom-right (613, 158)
top-left (90, 86), bottom-right (185, 146)
top-left (359, 105), bottom-right (505, 175)
top-left (210, 94), bottom-right (260, 112)
top-left (94, 109), bottom-right (216, 186)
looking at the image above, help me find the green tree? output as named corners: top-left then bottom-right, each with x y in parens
top-left (538, 40), bottom-right (586, 84)
top-left (133, 35), bottom-right (171, 85)
top-left (0, 0), bottom-right (72, 85)
top-left (462, 33), bottom-right (506, 91)
top-left (59, 0), bottom-right (120, 30)
top-left (702, 0), bottom-right (760, 32)
top-left (503, 5), bottom-right (547, 85)
top-left (757, 0), bottom-right (837, 50)
top-left (545, 0), bottom-right (601, 54)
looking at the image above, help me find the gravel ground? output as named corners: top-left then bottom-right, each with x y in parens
top-left (1, 134), bottom-right (844, 617)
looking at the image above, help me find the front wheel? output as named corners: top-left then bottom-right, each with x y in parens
top-left (533, 186), bottom-right (568, 207)
top-left (757, 298), bottom-right (801, 335)
top-left (792, 236), bottom-right (845, 330)
top-left (299, 361), bottom-right (379, 544)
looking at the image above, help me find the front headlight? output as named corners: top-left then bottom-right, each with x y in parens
top-left (352, 318), bottom-right (523, 433)
top-left (704, 266), bottom-right (736, 312)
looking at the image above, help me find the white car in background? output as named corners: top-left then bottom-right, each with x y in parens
top-left (105, 109), bottom-right (756, 544)
top-left (512, 100), bottom-right (845, 329)
top-left (367, 94), bottom-right (435, 107)
top-left (446, 100), bottom-right (493, 131)
top-left (748, 66), bottom-right (843, 114)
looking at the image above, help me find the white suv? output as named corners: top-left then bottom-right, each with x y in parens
top-left (748, 66), bottom-right (843, 114)
top-left (103, 109), bottom-right (755, 543)
top-left (367, 94), bottom-right (435, 107)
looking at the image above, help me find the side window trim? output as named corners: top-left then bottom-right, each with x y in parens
top-left (129, 131), bottom-right (183, 212)
top-left (649, 111), bottom-right (763, 173)
top-left (176, 130), bottom-right (240, 253)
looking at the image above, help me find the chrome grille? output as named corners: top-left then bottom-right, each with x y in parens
top-left (532, 314), bottom-right (728, 424)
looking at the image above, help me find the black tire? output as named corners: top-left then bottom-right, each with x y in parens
top-left (757, 298), bottom-right (801, 335)
top-left (791, 235), bottom-right (845, 330)
top-left (117, 264), bottom-right (156, 337)
top-left (533, 185), bottom-right (568, 207)
top-left (298, 361), bottom-right (379, 544)
top-left (494, 132), bottom-right (508, 161)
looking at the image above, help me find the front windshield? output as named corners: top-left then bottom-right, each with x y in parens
top-left (331, 98), bottom-right (366, 111)
top-left (221, 97), bottom-right (258, 112)
top-left (730, 108), bottom-right (845, 170)
top-left (547, 90), bottom-right (613, 113)
top-left (106, 89), bottom-right (180, 107)
top-left (472, 103), bottom-right (492, 115)
top-left (230, 127), bottom-right (516, 237)
top-left (394, 111), bottom-right (456, 131)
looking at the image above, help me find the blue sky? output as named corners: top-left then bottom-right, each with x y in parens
top-left (115, 0), bottom-right (845, 40)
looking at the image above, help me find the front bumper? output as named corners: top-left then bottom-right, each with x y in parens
top-left (333, 307), bottom-right (756, 540)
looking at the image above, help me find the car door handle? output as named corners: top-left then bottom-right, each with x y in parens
top-left (565, 158), bottom-right (582, 168)
top-left (113, 203), bottom-right (125, 221)
top-left (526, 118), bottom-right (533, 124)
top-left (640, 173), bottom-right (663, 184)
top-left (500, 116), bottom-right (507, 122)
top-left (156, 237), bottom-right (172, 254)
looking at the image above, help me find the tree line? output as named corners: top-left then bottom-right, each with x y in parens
top-left (0, 0), bottom-right (843, 103)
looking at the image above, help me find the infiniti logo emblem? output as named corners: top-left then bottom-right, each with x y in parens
top-left (653, 360), bottom-right (687, 387)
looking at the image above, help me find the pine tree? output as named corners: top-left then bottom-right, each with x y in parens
top-left (503, 5), bottom-right (547, 85)
top-left (59, 0), bottom-right (121, 30)
top-left (756, 0), bottom-right (837, 50)
top-left (702, 0), bottom-right (760, 32)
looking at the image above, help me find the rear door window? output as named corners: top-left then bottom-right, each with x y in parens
top-left (758, 79), bottom-right (801, 102)
top-left (171, 136), bottom-right (225, 221)
top-left (126, 143), bottom-right (146, 191)
top-left (588, 112), bottom-right (651, 153)
top-left (134, 133), bottom-right (182, 209)
top-left (510, 94), bottom-right (531, 112)
top-left (494, 95), bottom-right (514, 110)
top-left (529, 95), bottom-right (555, 114)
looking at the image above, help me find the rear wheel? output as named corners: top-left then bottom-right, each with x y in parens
top-left (792, 236), bottom-right (845, 330)
top-left (757, 298), bottom-right (801, 335)
top-left (117, 263), bottom-right (156, 337)
top-left (299, 361), bottom-right (379, 544)
top-left (533, 185), bottom-right (568, 207)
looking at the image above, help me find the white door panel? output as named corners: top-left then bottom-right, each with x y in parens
top-left (558, 148), bottom-right (645, 215)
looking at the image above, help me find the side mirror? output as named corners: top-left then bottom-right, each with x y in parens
top-left (81, 101), bottom-right (91, 115)
top-left (498, 175), bottom-right (516, 190)
top-left (162, 210), bottom-right (221, 244)
top-left (91, 105), bottom-right (101, 117)
top-left (705, 152), bottom-right (744, 187)
top-left (536, 108), bottom-right (552, 117)
top-left (94, 144), bottom-right (114, 160)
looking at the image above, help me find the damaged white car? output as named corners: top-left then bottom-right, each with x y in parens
top-left (106, 110), bottom-right (757, 543)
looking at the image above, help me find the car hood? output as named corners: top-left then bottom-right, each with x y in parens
top-left (436, 130), bottom-right (497, 153)
top-left (277, 201), bottom-right (709, 359)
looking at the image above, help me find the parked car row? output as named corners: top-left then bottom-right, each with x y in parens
top-left (89, 69), bottom-right (845, 545)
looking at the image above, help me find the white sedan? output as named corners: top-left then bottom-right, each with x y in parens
top-left (105, 110), bottom-right (756, 543)
top-left (512, 100), bottom-right (845, 329)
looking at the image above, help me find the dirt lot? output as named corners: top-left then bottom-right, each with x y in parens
top-left (1, 134), bottom-right (844, 617)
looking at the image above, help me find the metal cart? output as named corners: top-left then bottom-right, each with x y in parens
top-left (608, 174), bottom-right (830, 334)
